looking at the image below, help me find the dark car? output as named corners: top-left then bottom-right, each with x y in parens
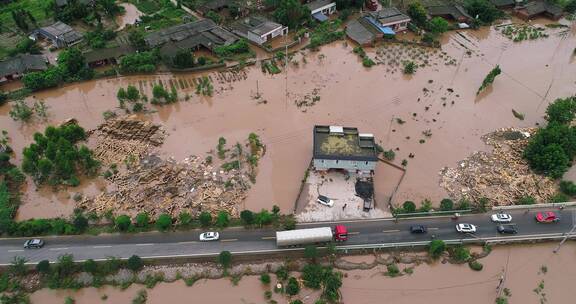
top-left (497, 225), bottom-right (518, 234)
top-left (23, 239), bottom-right (44, 249)
top-left (410, 225), bottom-right (427, 234)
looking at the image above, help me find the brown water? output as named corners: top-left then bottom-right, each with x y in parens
top-left (1, 20), bottom-right (575, 219)
top-left (115, 3), bottom-right (143, 31)
top-left (30, 243), bottom-right (576, 303)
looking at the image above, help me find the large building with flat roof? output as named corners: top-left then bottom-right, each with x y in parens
top-left (313, 125), bottom-right (378, 173)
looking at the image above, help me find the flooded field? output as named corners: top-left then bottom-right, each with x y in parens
top-left (30, 242), bottom-right (576, 303)
top-left (1, 19), bottom-right (576, 220)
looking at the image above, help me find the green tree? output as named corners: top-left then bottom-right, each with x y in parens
top-left (566, 0), bottom-right (576, 13)
top-left (428, 239), bottom-right (446, 259)
top-left (54, 254), bottom-right (75, 278)
top-left (135, 212), bottom-right (150, 228)
top-left (83, 259), bottom-right (97, 274)
top-left (428, 17), bottom-right (450, 35)
top-left (450, 245), bottom-right (471, 262)
top-left (260, 273), bottom-right (271, 284)
top-left (440, 199), bottom-right (454, 211)
top-left (218, 251), bottom-right (232, 268)
top-left (407, 1), bottom-right (428, 27)
top-left (304, 245), bottom-right (318, 261)
top-left (402, 201), bottom-right (416, 213)
top-left (464, 0), bottom-right (503, 24)
top-left (286, 277), bottom-right (300, 296)
top-left (560, 180), bottom-right (576, 196)
top-left (126, 85), bottom-right (140, 102)
top-left (127, 255), bottom-right (144, 271)
top-left (216, 211), bottom-right (230, 228)
top-left (156, 214), bottom-right (172, 231)
top-left (273, 0), bottom-right (310, 29)
top-left (322, 268), bottom-right (342, 302)
top-left (301, 264), bottom-right (323, 289)
top-left (36, 260), bottom-right (51, 274)
top-left (115, 215), bottom-right (131, 231)
top-left (255, 209), bottom-right (273, 226)
top-left (403, 61), bottom-right (417, 74)
top-left (172, 49), bottom-right (195, 68)
top-left (545, 97), bottom-right (576, 125)
top-left (205, 11), bottom-right (222, 24)
top-left (9, 256), bottom-right (27, 277)
top-left (518, 196), bottom-right (536, 205)
top-left (199, 212), bottom-right (212, 227)
top-left (240, 210), bottom-right (254, 225)
top-left (128, 30), bottom-right (147, 51)
top-left (178, 211), bottom-right (192, 227)
top-left (72, 212), bottom-right (88, 233)
top-left (58, 48), bottom-right (87, 78)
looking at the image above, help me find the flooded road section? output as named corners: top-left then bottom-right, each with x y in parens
top-left (115, 3), bottom-right (143, 30)
top-left (30, 243), bottom-right (576, 303)
top-left (1, 20), bottom-right (576, 220)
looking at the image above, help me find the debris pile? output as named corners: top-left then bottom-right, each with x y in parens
top-left (79, 155), bottom-right (249, 218)
top-left (439, 128), bottom-right (557, 206)
top-left (88, 115), bottom-right (166, 166)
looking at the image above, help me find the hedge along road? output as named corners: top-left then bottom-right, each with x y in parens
top-left (0, 208), bottom-right (574, 265)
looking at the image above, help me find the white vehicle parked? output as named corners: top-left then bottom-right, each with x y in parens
top-left (455, 223), bottom-right (477, 233)
top-left (317, 195), bottom-right (334, 207)
top-left (199, 232), bottom-right (220, 241)
top-left (491, 213), bottom-right (512, 223)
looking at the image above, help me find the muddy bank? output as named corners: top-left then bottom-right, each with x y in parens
top-left (2, 19), bottom-right (576, 220)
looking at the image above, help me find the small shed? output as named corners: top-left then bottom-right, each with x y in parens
top-left (30, 21), bottom-right (83, 48)
top-left (231, 16), bottom-right (288, 45)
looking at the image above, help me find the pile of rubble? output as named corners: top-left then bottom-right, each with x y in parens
top-left (88, 115), bottom-right (166, 166)
top-left (439, 128), bottom-right (557, 206)
top-left (79, 154), bottom-right (249, 218)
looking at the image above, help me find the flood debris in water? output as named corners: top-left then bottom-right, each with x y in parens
top-left (439, 128), bottom-right (556, 205)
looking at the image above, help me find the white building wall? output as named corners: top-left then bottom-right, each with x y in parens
top-left (247, 31), bottom-right (266, 44)
top-left (311, 3), bottom-right (337, 15)
top-left (313, 158), bottom-right (376, 172)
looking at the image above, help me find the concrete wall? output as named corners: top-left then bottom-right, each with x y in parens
top-left (311, 3), bottom-right (337, 15)
top-left (313, 158), bottom-right (376, 171)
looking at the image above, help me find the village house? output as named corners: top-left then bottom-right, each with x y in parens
top-left (0, 54), bottom-right (48, 83)
top-left (305, 0), bottom-right (337, 22)
top-left (29, 21), bottom-right (83, 49)
top-left (312, 125), bottom-right (378, 173)
top-left (515, 1), bottom-right (563, 20)
top-left (144, 19), bottom-right (238, 57)
top-left (489, 0), bottom-right (517, 9)
top-left (426, 5), bottom-right (472, 23)
top-left (83, 45), bottom-right (135, 68)
top-left (231, 16), bottom-right (288, 45)
top-left (365, 7), bottom-right (411, 33)
top-left (197, 0), bottom-right (249, 17)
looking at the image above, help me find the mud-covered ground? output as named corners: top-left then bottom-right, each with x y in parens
top-left (1, 18), bottom-right (575, 220)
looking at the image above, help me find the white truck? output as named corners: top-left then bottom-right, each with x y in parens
top-left (275, 226), bottom-right (348, 247)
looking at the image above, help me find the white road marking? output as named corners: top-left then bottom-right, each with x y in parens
top-left (177, 241), bottom-right (198, 244)
top-left (49, 247), bottom-right (69, 251)
top-left (93, 245), bottom-right (112, 248)
top-left (382, 230), bottom-right (401, 233)
top-left (428, 227), bottom-right (439, 231)
top-left (220, 239), bottom-right (238, 242)
top-left (348, 232), bottom-right (360, 235)
top-left (135, 243), bottom-right (154, 246)
top-left (261, 236), bottom-right (276, 240)
top-left (8, 250), bottom-right (24, 252)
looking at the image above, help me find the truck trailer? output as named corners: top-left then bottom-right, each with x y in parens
top-left (276, 225), bottom-right (348, 247)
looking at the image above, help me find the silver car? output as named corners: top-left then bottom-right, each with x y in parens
top-left (199, 232), bottom-right (220, 241)
top-left (24, 239), bottom-right (44, 249)
top-left (491, 213), bottom-right (512, 223)
top-left (456, 223), bottom-right (477, 233)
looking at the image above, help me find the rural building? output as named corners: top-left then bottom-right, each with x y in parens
top-left (515, 1), bottom-right (563, 20)
top-left (313, 125), bottom-right (378, 173)
top-left (83, 45), bottom-right (135, 68)
top-left (29, 21), bottom-right (83, 48)
top-left (145, 19), bottom-right (238, 54)
top-left (365, 7), bottom-right (411, 33)
top-left (489, 0), bottom-right (516, 9)
top-left (197, 0), bottom-right (249, 16)
top-left (306, 0), bottom-right (337, 22)
top-left (231, 16), bottom-right (288, 45)
top-left (0, 54), bottom-right (48, 82)
top-left (426, 5), bottom-right (472, 23)
top-left (346, 19), bottom-right (377, 46)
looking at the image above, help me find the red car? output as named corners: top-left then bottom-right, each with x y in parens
top-left (535, 211), bottom-right (559, 223)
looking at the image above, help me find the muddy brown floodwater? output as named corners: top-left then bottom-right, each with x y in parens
top-left (115, 3), bottom-right (143, 31)
top-left (1, 19), bottom-right (576, 220)
top-left (30, 243), bottom-right (576, 303)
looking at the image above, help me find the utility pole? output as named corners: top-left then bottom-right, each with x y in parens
top-left (285, 28), bottom-right (289, 111)
top-left (553, 221), bottom-right (576, 253)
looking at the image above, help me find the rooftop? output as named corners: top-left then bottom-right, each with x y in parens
top-left (232, 16), bottom-right (284, 36)
top-left (37, 21), bottom-right (83, 43)
top-left (426, 5), bottom-right (472, 20)
top-left (0, 54), bottom-right (47, 78)
top-left (489, 0), bottom-right (516, 7)
top-left (306, 0), bottom-right (335, 12)
top-left (345, 19), bottom-right (376, 45)
top-left (145, 19), bottom-right (238, 49)
top-left (518, 1), bottom-right (563, 16)
top-left (313, 125), bottom-right (378, 161)
top-left (83, 45), bottom-right (135, 63)
top-left (368, 7), bottom-right (411, 25)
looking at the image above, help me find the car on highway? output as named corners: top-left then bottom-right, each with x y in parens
top-left (410, 225), bottom-right (427, 234)
top-left (23, 239), bottom-right (44, 249)
top-left (497, 224), bottom-right (518, 234)
top-left (491, 213), bottom-right (512, 223)
top-left (199, 232), bottom-right (220, 241)
top-left (317, 195), bottom-right (334, 207)
top-left (535, 211), bottom-right (559, 223)
top-left (456, 223), bottom-right (477, 233)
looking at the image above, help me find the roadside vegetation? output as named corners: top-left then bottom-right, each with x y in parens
top-left (477, 66), bottom-right (502, 95)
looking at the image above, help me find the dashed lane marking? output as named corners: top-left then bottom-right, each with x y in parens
top-left (93, 245), bottom-right (112, 248)
top-left (135, 243), bottom-right (154, 246)
top-left (261, 236), bottom-right (276, 240)
top-left (348, 232), bottom-right (360, 235)
top-left (220, 239), bottom-right (238, 242)
top-left (382, 230), bottom-right (401, 233)
top-left (49, 247), bottom-right (69, 251)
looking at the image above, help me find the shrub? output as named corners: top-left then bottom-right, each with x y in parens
top-left (135, 212), bottom-right (150, 228)
top-left (276, 266), bottom-right (289, 281)
top-left (216, 211), bottom-right (230, 228)
top-left (83, 259), bottom-right (97, 274)
top-left (218, 251), bottom-right (232, 268)
top-left (428, 17), bottom-right (450, 35)
top-left (419, 199), bottom-right (432, 212)
top-left (440, 199), bottom-right (454, 211)
top-left (560, 180), bottom-right (576, 196)
top-left (546, 97), bottom-right (576, 125)
top-left (214, 39), bottom-right (250, 58)
top-left (362, 57), bottom-right (375, 68)
top-left (127, 255), bottom-right (143, 271)
top-left (291, 301), bottom-right (304, 304)
top-left (240, 210), bottom-right (254, 225)
top-left (429, 239), bottom-right (446, 259)
top-left (402, 201), bottom-right (416, 213)
top-left (304, 245), bottom-right (318, 261)
top-left (199, 212), bottom-right (212, 227)
top-left (403, 61), bottom-right (417, 74)
top-left (523, 122), bottom-right (576, 178)
top-left (464, 0), bottom-right (503, 24)
top-left (450, 245), bottom-right (471, 262)
top-left (72, 213), bottom-right (88, 233)
top-left (386, 264), bottom-right (400, 277)
top-left (550, 192), bottom-right (569, 203)
top-left (155, 214), bottom-right (172, 231)
top-left (115, 215), bottom-right (131, 231)
top-left (477, 65), bottom-right (502, 95)
top-left (286, 277), bottom-right (300, 296)
top-left (301, 263), bottom-right (323, 289)
top-left (36, 260), bottom-right (51, 274)
top-left (260, 273), bottom-right (271, 284)
top-left (469, 260), bottom-right (483, 271)
top-left (178, 212), bottom-right (192, 227)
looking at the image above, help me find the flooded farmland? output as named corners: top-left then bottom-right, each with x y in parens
top-left (30, 242), bottom-right (576, 303)
top-left (1, 19), bottom-right (576, 220)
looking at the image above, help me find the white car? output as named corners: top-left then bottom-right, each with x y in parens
top-left (491, 213), bottom-right (512, 223)
top-left (199, 232), bottom-right (220, 241)
top-left (456, 223), bottom-right (477, 233)
top-left (317, 195), bottom-right (334, 207)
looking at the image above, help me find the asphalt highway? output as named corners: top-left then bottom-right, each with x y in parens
top-left (0, 208), bottom-right (573, 264)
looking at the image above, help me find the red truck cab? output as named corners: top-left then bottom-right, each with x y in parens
top-left (334, 225), bottom-right (348, 241)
